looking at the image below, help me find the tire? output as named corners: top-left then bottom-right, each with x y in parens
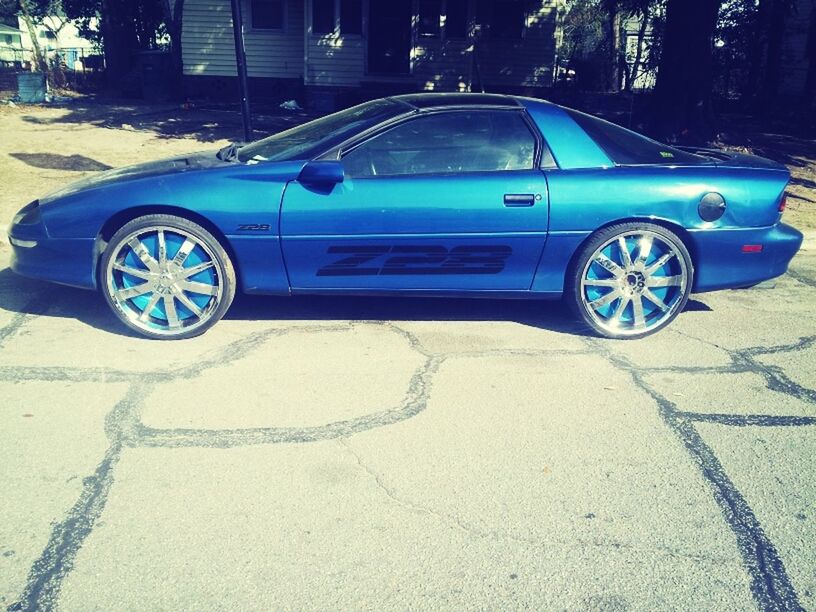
top-left (100, 214), bottom-right (236, 339)
top-left (565, 222), bottom-right (693, 339)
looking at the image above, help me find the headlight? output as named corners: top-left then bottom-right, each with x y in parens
top-left (12, 200), bottom-right (41, 226)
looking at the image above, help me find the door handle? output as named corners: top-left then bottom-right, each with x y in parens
top-left (504, 193), bottom-right (536, 207)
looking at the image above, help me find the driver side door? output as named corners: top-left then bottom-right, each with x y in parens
top-left (280, 109), bottom-right (550, 292)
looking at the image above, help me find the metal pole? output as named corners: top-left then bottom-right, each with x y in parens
top-left (229, 0), bottom-right (252, 142)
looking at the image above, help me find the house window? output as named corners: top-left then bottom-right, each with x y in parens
top-left (340, 0), bottom-right (362, 35)
top-left (418, 0), bottom-right (442, 37)
top-left (491, 0), bottom-right (526, 39)
top-left (3, 35), bottom-right (12, 45)
top-left (445, 0), bottom-right (468, 39)
top-left (251, 0), bottom-right (284, 30)
top-left (312, 0), bottom-right (335, 34)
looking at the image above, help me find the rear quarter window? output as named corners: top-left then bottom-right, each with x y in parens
top-left (564, 109), bottom-right (708, 166)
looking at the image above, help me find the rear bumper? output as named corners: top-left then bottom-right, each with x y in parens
top-left (690, 223), bottom-right (803, 292)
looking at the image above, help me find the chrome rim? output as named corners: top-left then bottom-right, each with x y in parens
top-left (105, 226), bottom-right (223, 336)
top-left (580, 231), bottom-right (688, 336)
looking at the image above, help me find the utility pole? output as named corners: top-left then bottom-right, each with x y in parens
top-left (229, 0), bottom-right (253, 142)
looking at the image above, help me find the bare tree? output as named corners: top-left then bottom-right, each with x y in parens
top-left (621, 0), bottom-right (657, 91)
top-left (18, 0), bottom-right (48, 72)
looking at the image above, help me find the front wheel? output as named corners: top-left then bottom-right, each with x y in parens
top-left (100, 214), bottom-right (236, 339)
top-left (566, 223), bottom-right (693, 339)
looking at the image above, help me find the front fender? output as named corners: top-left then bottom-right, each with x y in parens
top-left (40, 161), bottom-right (304, 294)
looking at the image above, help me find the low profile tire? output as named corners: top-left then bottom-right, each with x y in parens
top-left (100, 214), bottom-right (236, 339)
top-left (566, 222), bottom-right (693, 339)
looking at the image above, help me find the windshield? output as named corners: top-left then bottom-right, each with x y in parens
top-left (237, 98), bottom-right (412, 163)
top-left (564, 108), bottom-right (710, 166)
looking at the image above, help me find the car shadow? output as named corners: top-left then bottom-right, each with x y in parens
top-left (8, 153), bottom-right (113, 172)
top-left (0, 267), bottom-right (714, 339)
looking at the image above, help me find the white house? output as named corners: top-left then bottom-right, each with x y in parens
top-left (182, 0), bottom-right (564, 103)
top-left (0, 23), bottom-right (25, 66)
top-left (622, 14), bottom-right (657, 91)
top-left (17, 16), bottom-right (97, 71)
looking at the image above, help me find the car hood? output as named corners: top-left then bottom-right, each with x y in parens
top-left (39, 150), bottom-right (231, 204)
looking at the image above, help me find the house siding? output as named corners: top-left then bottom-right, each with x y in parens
top-left (183, 0), bottom-right (562, 92)
top-left (183, 0), bottom-right (304, 79)
top-left (478, 1), bottom-right (560, 89)
top-left (304, 34), bottom-right (365, 86)
top-left (413, 38), bottom-right (473, 91)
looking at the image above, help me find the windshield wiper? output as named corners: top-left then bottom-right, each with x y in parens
top-left (216, 142), bottom-right (241, 162)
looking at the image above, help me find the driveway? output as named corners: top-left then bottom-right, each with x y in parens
top-left (1, 100), bottom-right (815, 610)
top-left (1, 238), bottom-right (815, 610)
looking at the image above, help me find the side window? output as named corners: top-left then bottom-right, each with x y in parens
top-left (342, 111), bottom-right (537, 178)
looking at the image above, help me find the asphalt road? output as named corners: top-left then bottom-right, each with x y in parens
top-left (0, 237), bottom-right (815, 611)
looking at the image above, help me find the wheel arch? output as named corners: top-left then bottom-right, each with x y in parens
top-left (563, 216), bottom-right (697, 292)
top-left (93, 205), bottom-right (242, 290)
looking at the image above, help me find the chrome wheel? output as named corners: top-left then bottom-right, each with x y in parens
top-left (579, 230), bottom-right (689, 337)
top-left (105, 225), bottom-right (224, 337)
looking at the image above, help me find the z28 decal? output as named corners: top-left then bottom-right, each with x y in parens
top-left (317, 245), bottom-right (512, 276)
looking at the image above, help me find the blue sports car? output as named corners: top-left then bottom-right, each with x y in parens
top-left (8, 93), bottom-right (803, 339)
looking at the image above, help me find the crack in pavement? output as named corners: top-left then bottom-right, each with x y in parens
top-left (0, 292), bottom-right (53, 350)
top-left (6, 382), bottom-right (150, 612)
top-left (786, 269), bottom-right (816, 289)
top-left (678, 413), bottom-right (816, 427)
top-left (670, 330), bottom-right (816, 405)
top-left (1, 282), bottom-right (815, 611)
top-left (337, 438), bottom-right (479, 535)
top-left (132, 353), bottom-right (444, 448)
top-left (3, 317), bottom-right (448, 610)
top-left (588, 337), bottom-right (807, 612)
top-left (338, 438), bottom-right (744, 566)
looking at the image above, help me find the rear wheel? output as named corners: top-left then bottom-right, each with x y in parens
top-left (101, 214), bottom-right (236, 339)
top-left (566, 222), bottom-right (693, 339)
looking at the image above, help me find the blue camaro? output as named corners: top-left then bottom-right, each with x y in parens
top-left (8, 93), bottom-right (803, 339)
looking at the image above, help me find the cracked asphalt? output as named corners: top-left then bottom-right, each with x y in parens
top-left (0, 233), bottom-right (815, 611)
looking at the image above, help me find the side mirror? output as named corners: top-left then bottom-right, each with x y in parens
top-left (298, 161), bottom-right (344, 185)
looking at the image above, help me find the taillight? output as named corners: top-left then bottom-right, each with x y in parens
top-left (779, 193), bottom-right (788, 213)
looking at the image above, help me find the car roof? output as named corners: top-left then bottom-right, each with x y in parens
top-left (389, 93), bottom-right (522, 109)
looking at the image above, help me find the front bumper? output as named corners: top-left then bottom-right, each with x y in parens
top-left (690, 223), bottom-right (803, 292)
top-left (8, 203), bottom-right (97, 290)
